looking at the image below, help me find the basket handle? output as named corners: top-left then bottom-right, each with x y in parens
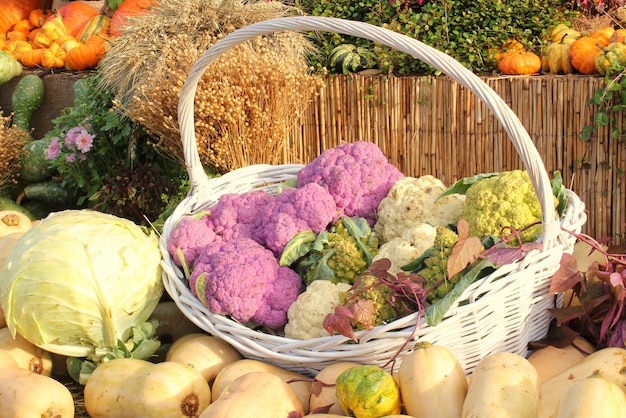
top-left (178, 16), bottom-right (561, 248)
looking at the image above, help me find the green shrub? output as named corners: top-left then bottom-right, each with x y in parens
top-left (298, 0), bottom-right (578, 75)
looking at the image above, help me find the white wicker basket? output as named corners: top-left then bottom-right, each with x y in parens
top-left (159, 16), bottom-right (587, 375)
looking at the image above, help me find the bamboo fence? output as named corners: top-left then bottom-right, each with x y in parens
top-left (286, 74), bottom-right (626, 244)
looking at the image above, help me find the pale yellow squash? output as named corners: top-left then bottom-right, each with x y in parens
top-left (165, 333), bottom-right (242, 383)
top-left (538, 347), bottom-right (626, 418)
top-left (211, 358), bottom-right (311, 413)
top-left (0, 364), bottom-right (74, 418)
top-left (398, 343), bottom-right (468, 418)
top-left (527, 337), bottom-right (596, 383)
top-left (200, 371), bottom-right (304, 418)
top-left (309, 361), bottom-right (361, 415)
top-left (554, 377), bottom-right (626, 418)
top-left (462, 352), bottom-right (539, 418)
top-left (0, 327), bottom-right (52, 375)
top-left (84, 358), bottom-right (211, 418)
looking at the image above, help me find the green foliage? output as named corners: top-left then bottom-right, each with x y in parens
top-left (44, 73), bottom-right (186, 225)
top-left (582, 70), bottom-right (626, 142)
top-left (297, 0), bottom-right (577, 75)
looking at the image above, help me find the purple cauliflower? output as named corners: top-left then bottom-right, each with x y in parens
top-left (167, 190), bottom-right (273, 267)
top-left (256, 182), bottom-right (338, 254)
top-left (189, 237), bottom-right (302, 330)
top-left (296, 141), bottom-right (405, 225)
top-left (167, 215), bottom-right (218, 267)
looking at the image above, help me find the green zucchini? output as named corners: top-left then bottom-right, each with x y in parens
top-left (20, 138), bottom-right (56, 183)
top-left (11, 74), bottom-right (45, 134)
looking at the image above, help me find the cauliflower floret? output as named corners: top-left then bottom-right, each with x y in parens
top-left (284, 280), bottom-right (351, 340)
top-left (297, 141), bottom-right (404, 226)
top-left (462, 170), bottom-right (547, 243)
top-left (189, 237), bottom-right (302, 330)
top-left (373, 223), bottom-right (437, 275)
top-left (375, 175), bottom-right (465, 243)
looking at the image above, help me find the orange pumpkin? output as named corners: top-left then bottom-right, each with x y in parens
top-left (491, 39), bottom-right (526, 62)
top-left (5, 31), bottom-right (27, 43)
top-left (56, 2), bottom-right (99, 38)
top-left (590, 26), bottom-right (615, 46)
top-left (497, 51), bottom-right (542, 75)
top-left (110, 0), bottom-right (156, 37)
top-left (569, 36), bottom-right (604, 74)
top-left (65, 34), bottom-right (108, 71)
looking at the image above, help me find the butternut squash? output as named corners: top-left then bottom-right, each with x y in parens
top-left (309, 362), bottom-right (361, 415)
top-left (554, 377), bottom-right (626, 418)
top-left (527, 337), bottom-right (596, 383)
top-left (462, 352), bottom-right (539, 418)
top-left (200, 371), bottom-right (304, 418)
top-left (211, 358), bottom-right (311, 413)
top-left (0, 363), bottom-right (74, 418)
top-left (84, 358), bottom-right (212, 418)
top-left (0, 327), bottom-right (52, 375)
top-left (398, 342), bottom-right (468, 418)
top-left (538, 347), bottom-right (626, 418)
top-left (165, 333), bottom-right (242, 383)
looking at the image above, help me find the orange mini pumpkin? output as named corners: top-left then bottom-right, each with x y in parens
top-left (497, 51), bottom-right (542, 75)
top-left (569, 36), bottom-right (604, 74)
top-left (65, 34), bottom-right (108, 71)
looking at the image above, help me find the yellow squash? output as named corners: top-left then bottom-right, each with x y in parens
top-left (84, 358), bottom-right (211, 418)
top-left (554, 377), bottom-right (626, 418)
top-left (462, 352), bottom-right (539, 418)
top-left (398, 342), bottom-right (468, 418)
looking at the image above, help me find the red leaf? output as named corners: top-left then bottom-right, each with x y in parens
top-left (550, 253), bottom-right (585, 294)
top-left (349, 299), bottom-right (376, 330)
top-left (323, 306), bottom-right (356, 341)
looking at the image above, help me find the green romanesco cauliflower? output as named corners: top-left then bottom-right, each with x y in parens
top-left (340, 274), bottom-right (399, 330)
top-left (284, 280), bottom-right (352, 340)
top-left (407, 225), bottom-right (461, 304)
top-left (461, 170), bottom-right (546, 243)
top-left (280, 216), bottom-right (379, 286)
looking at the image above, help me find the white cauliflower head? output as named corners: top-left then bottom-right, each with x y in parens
top-left (284, 280), bottom-right (351, 340)
top-left (374, 175), bottom-right (465, 243)
top-left (373, 223), bottom-right (437, 275)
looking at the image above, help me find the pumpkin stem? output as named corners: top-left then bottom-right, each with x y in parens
top-left (559, 33), bottom-right (568, 44)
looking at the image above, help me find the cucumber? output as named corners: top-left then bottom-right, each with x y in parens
top-left (20, 138), bottom-right (56, 183)
top-left (0, 197), bottom-right (36, 221)
top-left (11, 74), bottom-right (45, 134)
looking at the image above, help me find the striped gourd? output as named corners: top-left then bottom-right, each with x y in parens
top-left (328, 44), bottom-right (375, 73)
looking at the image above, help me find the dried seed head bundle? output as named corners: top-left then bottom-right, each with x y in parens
top-left (0, 113), bottom-right (28, 191)
top-left (98, 0), bottom-right (322, 171)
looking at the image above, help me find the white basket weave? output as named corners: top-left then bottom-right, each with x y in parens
top-left (159, 16), bottom-right (587, 375)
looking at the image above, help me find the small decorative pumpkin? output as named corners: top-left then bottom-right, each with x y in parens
top-left (335, 365), bottom-right (402, 417)
top-left (0, 210), bottom-right (32, 237)
top-left (595, 42), bottom-right (626, 75)
top-left (550, 23), bottom-right (581, 44)
top-left (64, 34), bottom-right (108, 71)
top-left (329, 43), bottom-right (376, 73)
top-left (609, 28), bottom-right (626, 43)
top-left (569, 36), bottom-right (604, 74)
top-left (543, 34), bottom-right (575, 74)
top-left (76, 15), bottom-right (110, 44)
top-left (12, 19), bottom-right (34, 35)
top-left (493, 39), bottom-right (526, 61)
top-left (33, 16), bottom-right (67, 48)
top-left (17, 47), bottom-right (44, 68)
top-left (29, 8), bottom-right (52, 29)
top-left (497, 50), bottom-right (542, 75)
top-left (41, 42), bottom-right (65, 69)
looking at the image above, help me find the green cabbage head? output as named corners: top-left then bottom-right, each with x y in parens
top-left (0, 210), bottom-right (163, 358)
